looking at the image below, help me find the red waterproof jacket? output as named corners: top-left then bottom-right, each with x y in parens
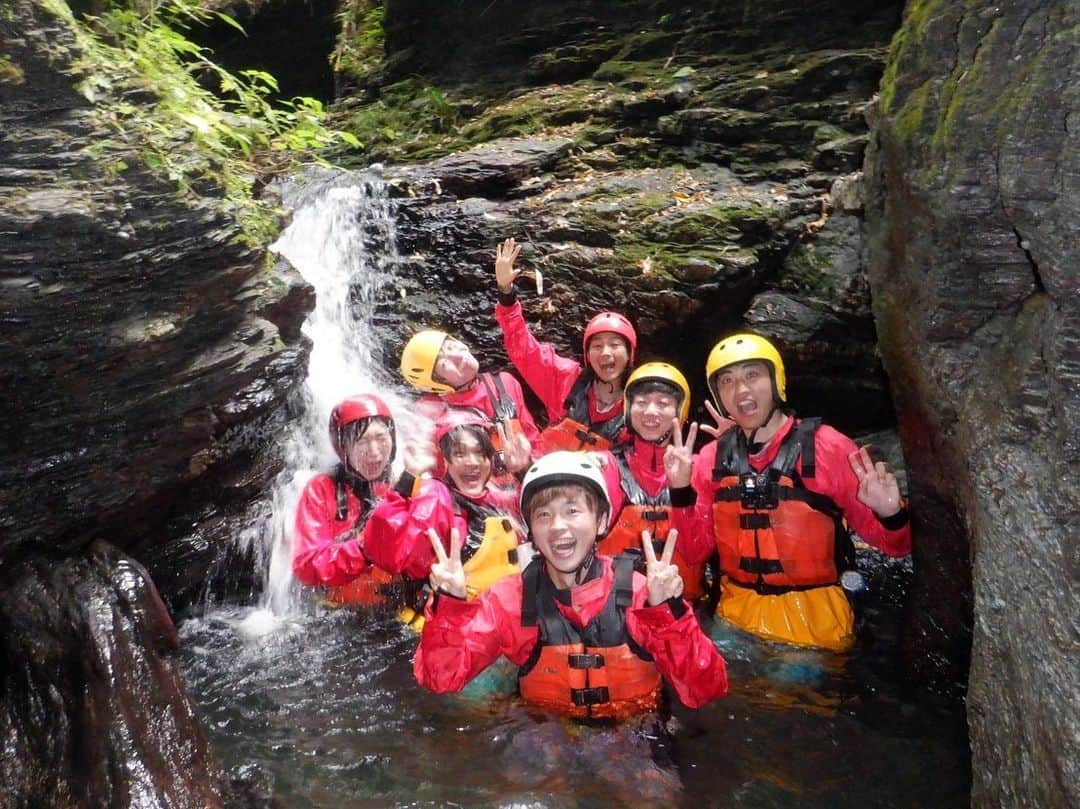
top-left (414, 555), bottom-right (728, 711)
top-left (495, 300), bottom-right (623, 435)
top-left (365, 476), bottom-right (522, 582)
top-left (292, 472), bottom-right (385, 587)
top-left (671, 417), bottom-right (912, 565)
top-left (416, 370), bottom-right (542, 449)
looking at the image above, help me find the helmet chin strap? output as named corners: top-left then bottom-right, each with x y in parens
top-left (574, 545), bottom-right (596, 585)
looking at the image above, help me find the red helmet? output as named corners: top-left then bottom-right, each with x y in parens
top-left (329, 394), bottom-right (394, 463)
top-left (433, 408), bottom-right (490, 448)
top-left (583, 311), bottom-right (637, 363)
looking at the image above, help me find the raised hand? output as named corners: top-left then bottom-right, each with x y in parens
top-left (427, 527), bottom-right (467, 599)
top-left (848, 446), bottom-right (902, 518)
top-left (663, 419), bottom-right (698, 489)
top-left (700, 399), bottom-right (737, 439)
top-left (495, 420), bottom-right (532, 474)
top-left (494, 237), bottom-right (523, 293)
top-left (642, 529), bottom-right (684, 606)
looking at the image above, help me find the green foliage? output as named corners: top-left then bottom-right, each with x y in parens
top-left (43, 0), bottom-right (359, 244)
top-left (0, 53), bottom-right (24, 83)
top-left (333, 0), bottom-right (385, 85)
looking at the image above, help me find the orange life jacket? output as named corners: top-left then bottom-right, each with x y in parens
top-left (599, 450), bottom-right (707, 601)
top-left (517, 555), bottom-right (662, 720)
top-left (539, 373), bottom-right (624, 453)
top-left (710, 419), bottom-right (852, 593)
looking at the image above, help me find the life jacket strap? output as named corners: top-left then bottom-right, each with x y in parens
top-left (571, 686), bottom-right (611, 706)
top-left (727, 578), bottom-right (828, 596)
top-left (738, 557), bottom-right (784, 575)
top-left (641, 509), bottom-right (669, 522)
top-left (568, 652), bottom-right (605, 669)
top-left (739, 513), bottom-right (771, 529)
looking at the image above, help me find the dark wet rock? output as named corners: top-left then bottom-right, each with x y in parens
top-left (865, 1), bottom-right (1078, 805)
top-left (0, 542), bottom-right (231, 807)
top-left (0, 1), bottom-right (309, 584)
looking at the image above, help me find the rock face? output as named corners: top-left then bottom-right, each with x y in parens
top-left (358, 1), bottom-right (905, 431)
top-left (0, 543), bottom-right (234, 807)
top-left (864, 1), bottom-right (1078, 805)
top-left (0, 1), bottom-right (309, 591)
top-left (1, 3), bottom-right (308, 804)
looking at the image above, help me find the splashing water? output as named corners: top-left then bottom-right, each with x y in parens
top-left (246, 170), bottom-right (418, 620)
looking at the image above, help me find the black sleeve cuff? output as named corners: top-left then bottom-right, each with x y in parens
top-left (395, 471), bottom-right (417, 497)
top-left (666, 597), bottom-right (688, 619)
top-left (496, 287), bottom-right (517, 306)
top-left (431, 589), bottom-right (465, 612)
top-left (879, 506), bottom-right (910, 531)
top-left (669, 485), bottom-right (697, 507)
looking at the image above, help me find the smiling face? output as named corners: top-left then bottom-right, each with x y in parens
top-left (586, 333), bottom-right (631, 384)
top-left (442, 427), bottom-right (493, 497)
top-left (344, 418), bottom-right (395, 481)
top-left (715, 360), bottom-right (776, 431)
top-left (433, 338), bottom-right (479, 390)
top-left (628, 390), bottom-right (680, 442)
top-left (527, 484), bottom-right (608, 588)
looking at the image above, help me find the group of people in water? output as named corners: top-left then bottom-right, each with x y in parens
top-left (291, 236), bottom-right (912, 722)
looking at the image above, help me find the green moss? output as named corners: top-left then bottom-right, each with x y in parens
top-left (0, 53), bottom-right (24, 83)
top-left (333, 0), bottom-right (385, 87)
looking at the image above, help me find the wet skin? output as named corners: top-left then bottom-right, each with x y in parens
top-left (586, 332), bottom-right (630, 385)
top-left (628, 391), bottom-right (680, 443)
top-left (444, 431), bottom-right (492, 497)
top-left (528, 490), bottom-right (609, 589)
top-left (715, 360), bottom-right (785, 440)
top-left (345, 419), bottom-right (394, 481)
top-left (434, 338), bottom-right (480, 389)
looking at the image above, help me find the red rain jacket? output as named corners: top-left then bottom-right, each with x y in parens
top-left (292, 472), bottom-right (384, 587)
top-left (416, 370), bottom-right (542, 449)
top-left (365, 477), bottom-right (521, 582)
top-left (495, 299), bottom-right (622, 432)
top-left (414, 556), bottom-right (728, 711)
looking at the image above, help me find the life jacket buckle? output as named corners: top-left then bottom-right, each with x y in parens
top-left (568, 652), bottom-right (605, 669)
top-left (641, 509), bottom-right (669, 522)
top-left (571, 686), bottom-right (610, 706)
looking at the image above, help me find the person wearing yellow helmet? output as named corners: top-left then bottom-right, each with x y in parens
top-left (399, 327), bottom-right (540, 480)
top-left (493, 237), bottom-right (637, 453)
top-left (588, 362), bottom-right (709, 602)
top-left (663, 333), bottom-right (912, 652)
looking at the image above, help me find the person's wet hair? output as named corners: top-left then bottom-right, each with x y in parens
top-left (438, 424), bottom-right (494, 461)
top-left (627, 379), bottom-right (682, 404)
top-left (524, 482), bottom-right (605, 523)
top-left (341, 416), bottom-right (390, 447)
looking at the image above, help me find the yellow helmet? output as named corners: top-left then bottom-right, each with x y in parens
top-left (624, 361), bottom-right (691, 425)
top-left (705, 333), bottom-right (787, 413)
top-left (400, 329), bottom-right (452, 394)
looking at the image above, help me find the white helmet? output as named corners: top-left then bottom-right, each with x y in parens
top-left (519, 451), bottom-right (611, 527)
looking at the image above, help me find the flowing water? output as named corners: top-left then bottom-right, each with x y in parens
top-left (177, 170), bottom-right (971, 808)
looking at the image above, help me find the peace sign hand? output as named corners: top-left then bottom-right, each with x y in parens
top-left (642, 529), bottom-right (684, 606)
top-left (663, 419), bottom-right (698, 489)
top-left (494, 237), bottom-right (523, 294)
top-left (848, 446), bottom-right (902, 518)
top-left (427, 527), bottom-right (467, 599)
top-left (700, 399), bottom-right (737, 439)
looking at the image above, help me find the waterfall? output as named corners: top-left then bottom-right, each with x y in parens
top-left (235, 169), bottom-right (417, 630)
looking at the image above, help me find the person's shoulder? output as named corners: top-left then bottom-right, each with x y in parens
top-left (804, 419), bottom-right (856, 451)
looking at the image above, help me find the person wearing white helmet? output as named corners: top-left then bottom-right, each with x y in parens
top-left (414, 451), bottom-right (728, 721)
top-left (493, 238), bottom-right (638, 453)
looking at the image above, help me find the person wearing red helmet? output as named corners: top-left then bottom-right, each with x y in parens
top-left (493, 237), bottom-right (637, 454)
top-left (414, 451), bottom-right (728, 720)
top-left (364, 411), bottom-right (526, 614)
top-left (292, 394), bottom-right (433, 606)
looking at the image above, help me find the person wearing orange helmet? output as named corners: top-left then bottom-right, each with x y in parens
top-left (493, 237), bottom-right (637, 453)
top-left (292, 394), bottom-right (434, 606)
top-left (664, 333), bottom-right (912, 652)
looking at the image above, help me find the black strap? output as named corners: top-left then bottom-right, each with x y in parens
top-left (739, 513), bottom-right (770, 529)
top-left (568, 652), bottom-right (605, 669)
top-left (612, 446), bottom-right (670, 508)
top-left (571, 686), bottom-right (610, 706)
top-left (520, 556), bottom-right (543, 627)
top-left (738, 557), bottom-right (784, 575)
top-left (613, 553), bottom-right (635, 611)
top-left (481, 372), bottom-right (518, 421)
top-left (726, 578), bottom-right (825, 596)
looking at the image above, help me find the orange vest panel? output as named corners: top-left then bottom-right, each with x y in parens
top-left (539, 418), bottom-right (613, 454)
top-left (601, 506), bottom-right (707, 601)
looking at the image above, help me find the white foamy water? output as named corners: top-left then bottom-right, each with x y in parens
top-left (245, 171), bottom-right (417, 617)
